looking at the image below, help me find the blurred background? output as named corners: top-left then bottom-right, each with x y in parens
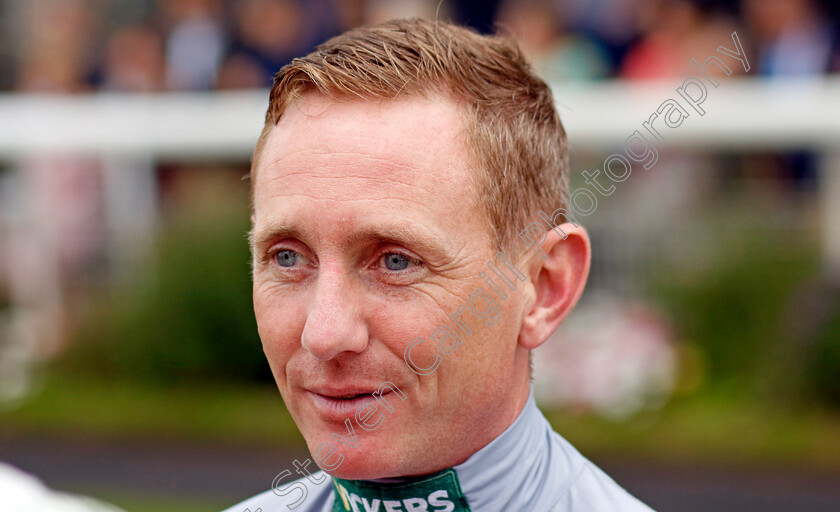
top-left (1, 0), bottom-right (840, 510)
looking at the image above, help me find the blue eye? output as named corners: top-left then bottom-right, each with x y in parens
top-left (383, 253), bottom-right (410, 271)
top-left (275, 249), bottom-right (300, 268)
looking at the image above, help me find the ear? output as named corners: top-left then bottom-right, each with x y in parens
top-left (517, 223), bottom-right (590, 350)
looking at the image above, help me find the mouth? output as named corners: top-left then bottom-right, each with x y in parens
top-left (306, 388), bottom-right (391, 421)
top-left (331, 393), bottom-right (370, 400)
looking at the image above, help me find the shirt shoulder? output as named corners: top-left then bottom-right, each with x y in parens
top-left (555, 462), bottom-right (656, 512)
top-left (546, 431), bottom-right (656, 512)
top-left (221, 471), bottom-right (334, 512)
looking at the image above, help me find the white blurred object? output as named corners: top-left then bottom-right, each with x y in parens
top-left (533, 293), bottom-right (677, 420)
top-left (0, 308), bottom-right (38, 404)
top-left (0, 462), bottom-right (126, 512)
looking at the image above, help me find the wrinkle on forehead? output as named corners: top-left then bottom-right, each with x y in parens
top-left (253, 93), bottom-right (482, 215)
top-left (269, 93), bottom-right (471, 161)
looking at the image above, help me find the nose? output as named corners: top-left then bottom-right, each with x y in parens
top-left (301, 268), bottom-right (369, 360)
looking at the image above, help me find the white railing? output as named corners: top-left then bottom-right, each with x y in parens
top-left (2, 77), bottom-right (840, 157)
top-left (0, 77), bottom-right (838, 275)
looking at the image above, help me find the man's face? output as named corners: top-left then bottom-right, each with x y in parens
top-left (251, 93), bottom-right (533, 479)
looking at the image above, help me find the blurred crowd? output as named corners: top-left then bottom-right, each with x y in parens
top-left (1, 0), bottom-right (839, 94)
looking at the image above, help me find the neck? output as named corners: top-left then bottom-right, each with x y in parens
top-left (331, 386), bottom-right (560, 512)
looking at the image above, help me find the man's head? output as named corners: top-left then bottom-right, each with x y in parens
top-left (249, 18), bottom-right (590, 479)
top-left (251, 17), bottom-right (571, 255)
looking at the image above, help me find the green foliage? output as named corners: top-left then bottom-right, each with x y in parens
top-left (1, 374), bottom-right (299, 444)
top-left (807, 288), bottom-right (840, 406)
top-left (649, 218), bottom-right (819, 400)
top-left (0, 280), bottom-right (9, 311)
top-left (61, 196), bottom-right (273, 386)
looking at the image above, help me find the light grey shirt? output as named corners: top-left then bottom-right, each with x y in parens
top-left (223, 390), bottom-right (655, 511)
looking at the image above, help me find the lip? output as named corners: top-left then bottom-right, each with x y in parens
top-left (306, 389), bottom-right (393, 422)
top-left (309, 386), bottom-right (381, 398)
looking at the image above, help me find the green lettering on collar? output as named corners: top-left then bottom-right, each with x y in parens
top-left (331, 468), bottom-right (470, 512)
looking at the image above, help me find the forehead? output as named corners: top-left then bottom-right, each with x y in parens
top-left (252, 93), bottom-right (488, 247)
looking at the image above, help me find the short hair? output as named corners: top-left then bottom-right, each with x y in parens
top-left (251, 17), bottom-right (569, 255)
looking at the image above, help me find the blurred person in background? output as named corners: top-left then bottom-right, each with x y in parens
top-left (162, 0), bottom-right (226, 91)
top-left (15, 0), bottom-right (94, 93)
top-left (225, 0), bottom-right (314, 87)
top-left (496, 0), bottom-right (610, 82)
top-left (227, 17), bottom-right (654, 512)
top-left (447, 0), bottom-right (503, 34)
top-left (215, 51), bottom-right (268, 90)
top-left (620, 0), bottom-right (739, 79)
top-left (100, 24), bottom-right (166, 92)
top-left (362, 0), bottom-right (440, 25)
top-left (551, 0), bottom-right (640, 73)
top-left (742, 0), bottom-right (840, 76)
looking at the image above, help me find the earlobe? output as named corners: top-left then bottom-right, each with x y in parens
top-left (517, 223), bottom-right (591, 350)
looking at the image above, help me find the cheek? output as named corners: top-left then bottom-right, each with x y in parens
top-left (254, 286), bottom-right (307, 371)
top-left (440, 290), bottom-right (526, 378)
top-left (365, 283), bottom-right (484, 372)
top-left (363, 294), bottom-right (458, 374)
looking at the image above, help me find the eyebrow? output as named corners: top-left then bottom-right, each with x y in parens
top-left (248, 223), bottom-right (299, 254)
top-left (249, 221), bottom-right (450, 262)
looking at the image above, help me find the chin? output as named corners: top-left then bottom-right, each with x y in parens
top-left (323, 452), bottom-right (399, 480)
top-left (303, 425), bottom-right (422, 480)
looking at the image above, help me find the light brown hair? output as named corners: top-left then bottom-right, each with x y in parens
top-left (251, 17), bottom-right (569, 255)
